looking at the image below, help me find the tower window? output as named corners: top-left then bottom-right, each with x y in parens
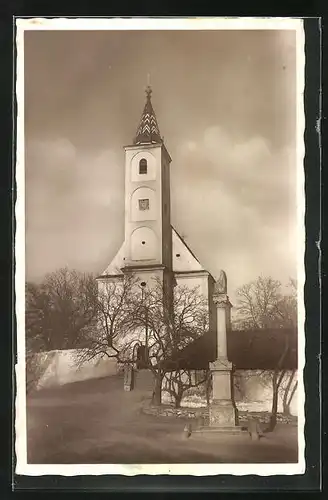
top-left (139, 198), bottom-right (149, 211)
top-left (139, 158), bottom-right (147, 174)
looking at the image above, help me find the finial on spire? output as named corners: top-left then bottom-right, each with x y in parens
top-left (146, 73), bottom-right (152, 99)
top-left (145, 85), bottom-right (152, 99)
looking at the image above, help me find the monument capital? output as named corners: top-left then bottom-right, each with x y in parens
top-left (209, 358), bottom-right (233, 371)
top-left (213, 293), bottom-right (232, 308)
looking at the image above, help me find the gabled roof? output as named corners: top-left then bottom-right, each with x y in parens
top-left (227, 329), bottom-right (298, 370)
top-left (99, 243), bottom-right (125, 277)
top-left (172, 226), bottom-right (205, 273)
top-left (173, 227), bottom-right (201, 263)
top-left (134, 86), bottom-right (162, 145)
top-left (171, 227), bottom-right (219, 282)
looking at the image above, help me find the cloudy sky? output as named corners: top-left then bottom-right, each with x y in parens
top-left (24, 28), bottom-right (298, 299)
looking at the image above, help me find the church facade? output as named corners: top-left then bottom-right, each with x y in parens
top-left (97, 87), bottom-right (217, 341)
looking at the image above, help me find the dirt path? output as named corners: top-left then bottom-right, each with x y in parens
top-left (26, 375), bottom-right (298, 464)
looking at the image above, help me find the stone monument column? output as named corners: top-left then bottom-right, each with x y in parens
top-left (209, 271), bottom-right (237, 427)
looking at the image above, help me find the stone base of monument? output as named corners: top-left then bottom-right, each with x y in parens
top-left (193, 426), bottom-right (246, 436)
top-left (192, 400), bottom-right (247, 436)
top-left (209, 400), bottom-right (237, 426)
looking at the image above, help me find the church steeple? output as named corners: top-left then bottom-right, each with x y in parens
top-left (134, 86), bottom-right (162, 145)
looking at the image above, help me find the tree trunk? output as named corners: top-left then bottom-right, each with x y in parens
top-left (268, 385), bottom-right (279, 432)
top-left (267, 370), bottom-right (285, 432)
top-left (267, 332), bottom-right (290, 431)
top-left (174, 391), bottom-right (183, 408)
top-left (152, 373), bottom-right (163, 406)
top-left (283, 402), bottom-right (291, 416)
top-left (282, 371), bottom-right (297, 415)
top-left (284, 380), bottom-right (298, 415)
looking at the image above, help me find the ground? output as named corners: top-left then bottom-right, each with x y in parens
top-left (26, 374), bottom-right (298, 464)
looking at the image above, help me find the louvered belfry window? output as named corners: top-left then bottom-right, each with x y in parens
top-left (139, 158), bottom-right (147, 174)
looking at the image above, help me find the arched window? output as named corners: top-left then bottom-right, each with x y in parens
top-left (139, 158), bottom-right (147, 174)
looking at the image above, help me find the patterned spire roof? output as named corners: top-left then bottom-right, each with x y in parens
top-left (134, 86), bottom-right (162, 145)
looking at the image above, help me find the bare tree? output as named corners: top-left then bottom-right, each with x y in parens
top-left (234, 276), bottom-right (297, 431)
top-left (133, 277), bottom-right (209, 406)
top-left (25, 268), bottom-right (99, 391)
top-left (276, 278), bottom-right (297, 328)
top-left (26, 282), bottom-right (52, 353)
top-left (25, 268), bottom-right (98, 352)
top-left (76, 273), bottom-right (140, 366)
top-left (234, 276), bottom-right (297, 330)
top-left (163, 369), bottom-right (210, 408)
top-left (234, 276), bottom-right (281, 329)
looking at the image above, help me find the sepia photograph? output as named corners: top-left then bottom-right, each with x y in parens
top-left (15, 17), bottom-right (305, 476)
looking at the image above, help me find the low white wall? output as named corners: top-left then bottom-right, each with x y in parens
top-left (162, 369), bottom-right (298, 417)
top-left (233, 370), bottom-right (298, 416)
top-left (30, 349), bottom-right (117, 389)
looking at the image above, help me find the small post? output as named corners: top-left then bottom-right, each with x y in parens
top-left (124, 364), bottom-right (133, 391)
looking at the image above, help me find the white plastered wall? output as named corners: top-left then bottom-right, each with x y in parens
top-left (172, 227), bottom-right (203, 273)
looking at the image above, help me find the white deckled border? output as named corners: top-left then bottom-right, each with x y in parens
top-left (17, 462), bottom-right (304, 476)
top-left (295, 18), bottom-right (306, 480)
top-left (15, 16), bottom-right (306, 477)
top-left (15, 20), bottom-right (28, 474)
top-left (16, 17), bottom-right (303, 31)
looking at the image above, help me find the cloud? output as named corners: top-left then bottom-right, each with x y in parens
top-left (23, 29), bottom-right (299, 297)
top-left (171, 126), bottom-right (297, 297)
top-left (25, 139), bottom-right (125, 279)
top-left (25, 126), bottom-right (297, 300)
top-left (25, 123), bottom-right (298, 297)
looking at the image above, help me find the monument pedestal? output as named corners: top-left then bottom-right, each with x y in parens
top-left (209, 401), bottom-right (237, 427)
top-left (209, 358), bottom-right (238, 427)
top-left (193, 359), bottom-right (245, 436)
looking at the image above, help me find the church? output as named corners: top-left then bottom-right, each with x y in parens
top-left (97, 86), bottom-right (217, 342)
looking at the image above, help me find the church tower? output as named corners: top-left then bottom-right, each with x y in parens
top-left (123, 86), bottom-right (172, 274)
top-left (101, 86), bottom-right (173, 288)
top-left (99, 85), bottom-right (217, 351)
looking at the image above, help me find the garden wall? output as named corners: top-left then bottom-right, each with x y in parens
top-left (162, 369), bottom-right (298, 416)
top-left (233, 369), bottom-right (298, 416)
top-left (27, 349), bottom-right (117, 390)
